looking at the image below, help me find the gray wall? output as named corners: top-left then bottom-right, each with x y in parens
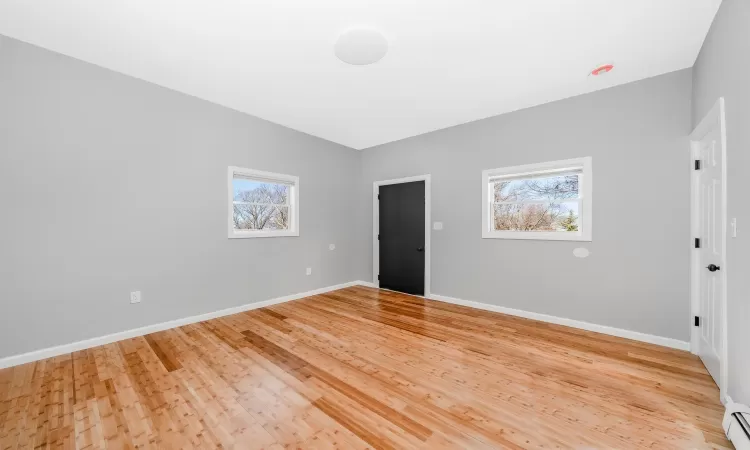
top-left (0, 36), bottom-right (368, 358)
top-left (692, 0), bottom-right (750, 406)
top-left (361, 69), bottom-right (693, 341)
top-left (0, 32), bottom-right (705, 361)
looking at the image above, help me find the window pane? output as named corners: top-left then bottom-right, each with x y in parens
top-left (493, 174), bottom-right (579, 202)
top-left (233, 204), bottom-right (290, 231)
top-left (493, 201), bottom-right (580, 232)
top-left (233, 178), bottom-right (289, 205)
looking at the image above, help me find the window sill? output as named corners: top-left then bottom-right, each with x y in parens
top-left (482, 231), bottom-right (591, 241)
top-left (229, 230), bottom-right (299, 239)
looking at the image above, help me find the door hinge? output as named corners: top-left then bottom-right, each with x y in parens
top-left (378, 194), bottom-right (380, 200)
top-left (695, 160), bottom-right (701, 170)
top-left (695, 238), bottom-right (700, 249)
top-left (694, 316), bottom-right (700, 327)
top-left (377, 274), bottom-right (380, 281)
top-left (378, 234), bottom-right (380, 240)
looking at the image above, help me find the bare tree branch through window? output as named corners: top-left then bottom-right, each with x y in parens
top-left (233, 183), bottom-right (290, 230)
top-left (492, 174), bottom-right (580, 232)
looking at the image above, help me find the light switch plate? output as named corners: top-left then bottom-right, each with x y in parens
top-left (433, 222), bottom-right (443, 230)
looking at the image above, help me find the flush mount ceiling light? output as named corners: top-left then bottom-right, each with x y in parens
top-left (590, 62), bottom-right (615, 76)
top-left (334, 28), bottom-right (388, 66)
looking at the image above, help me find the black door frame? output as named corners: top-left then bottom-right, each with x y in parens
top-left (373, 175), bottom-right (431, 297)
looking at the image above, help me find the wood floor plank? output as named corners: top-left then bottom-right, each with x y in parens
top-left (0, 286), bottom-right (732, 449)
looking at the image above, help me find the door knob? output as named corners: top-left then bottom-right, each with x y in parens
top-left (416, 247), bottom-right (424, 252)
top-left (706, 264), bottom-right (720, 272)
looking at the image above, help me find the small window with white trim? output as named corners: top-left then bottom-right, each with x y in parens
top-left (228, 166), bottom-right (299, 238)
top-left (482, 157), bottom-right (592, 241)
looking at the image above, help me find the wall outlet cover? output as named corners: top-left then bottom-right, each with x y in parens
top-left (329, 244), bottom-right (336, 250)
top-left (433, 222), bottom-right (443, 230)
top-left (306, 268), bottom-right (312, 275)
top-left (130, 291), bottom-right (142, 304)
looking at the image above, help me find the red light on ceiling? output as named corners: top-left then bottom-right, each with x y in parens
top-left (590, 64), bottom-right (614, 76)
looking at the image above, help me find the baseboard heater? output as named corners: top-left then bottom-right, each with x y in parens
top-left (724, 403), bottom-right (750, 450)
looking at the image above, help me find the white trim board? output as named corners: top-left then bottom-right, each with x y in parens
top-left (0, 281), bottom-right (367, 370)
top-left (428, 293), bottom-right (690, 351)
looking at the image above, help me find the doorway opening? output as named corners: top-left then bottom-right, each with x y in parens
top-left (373, 175), bottom-right (431, 297)
top-left (690, 97), bottom-right (728, 402)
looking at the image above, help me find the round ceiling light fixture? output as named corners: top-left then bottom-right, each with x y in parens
top-left (334, 27), bottom-right (389, 66)
top-left (590, 62), bottom-right (614, 76)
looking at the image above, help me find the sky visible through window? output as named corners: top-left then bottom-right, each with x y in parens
top-left (233, 179), bottom-right (264, 199)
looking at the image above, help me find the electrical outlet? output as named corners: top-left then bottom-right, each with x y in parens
top-left (329, 244), bottom-right (336, 250)
top-left (306, 268), bottom-right (312, 275)
top-left (130, 291), bottom-right (141, 304)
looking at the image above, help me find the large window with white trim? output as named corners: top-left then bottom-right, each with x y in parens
top-left (482, 157), bottom-right (592, 241)
top-left (228, 166), bottom-right (299, 238)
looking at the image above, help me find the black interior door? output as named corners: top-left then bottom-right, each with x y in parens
top-left (379, 181), bottom-right (425, 296)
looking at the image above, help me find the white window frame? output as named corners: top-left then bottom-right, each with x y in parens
top-left (228, 166), bottom-right (299, 239)
top-left (481, 157), bottom-right (592, 241)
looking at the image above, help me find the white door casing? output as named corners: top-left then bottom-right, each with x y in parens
top-left (690, 98), bottom-right (728, 401)
top-left (372, 175), bottom-right (432, 297)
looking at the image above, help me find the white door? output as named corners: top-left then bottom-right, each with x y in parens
top-left (695, 124), bottom-right (724, 386)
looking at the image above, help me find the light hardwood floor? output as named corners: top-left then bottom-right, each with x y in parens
top-left (0, 286), bottom-right (731, 449)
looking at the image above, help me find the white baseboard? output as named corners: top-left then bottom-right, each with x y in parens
top-left (0, 281), bottom-right (366, 370)
top-left (1, 282), bottom-right (690, 370)
top-left (427, 293), bottom-right (691, 351)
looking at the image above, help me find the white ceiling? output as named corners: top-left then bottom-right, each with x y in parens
top-left (0, 0), bottom-right (721, 150)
